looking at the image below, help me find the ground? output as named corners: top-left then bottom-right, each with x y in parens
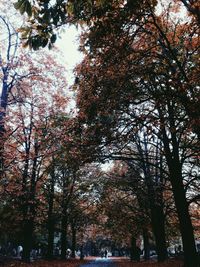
top-left (1, 257), bottom-right (183, 267)
top-left (114, 258), bottom-right (183, 267)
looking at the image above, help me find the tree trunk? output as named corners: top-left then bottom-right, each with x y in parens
top-left (151, 203), bottom-right (168, 261)
top-left (60, 169), bottom-right (76, 260)
top-left (130, 235), bottom-right (137, 261)
top-left (22, 219), bottom-right (34, 263)
top-left (162, 126), bottom-right (198, 267)
top-left (0, 124), bottom-right (4, 178)
top-left (0, 108), bottom-right (6, 178)
top-left (145, 174), bottom-right (167, 262)
top-left (21, 148), bottom-right (38, 262)
top-left (46, 167), bottom-right (55, 260)
top-left (71, 224), bottom-right (76, 258)
top-left (21, 193), bottom-right (36, 262)
top-left (80, 245), bottom-right (84, 260)
top-left (61, 215), bottom-right (67, 260)
top-left (141, 134), bottom-right (168, 262)
top-left (143, 229), bottom-right (150, 261)
top-left (0, 72), bottom-right (9, 178)
top-left (169, 165), bottom-right (198, 267)
top-left (47, 208), bottom-right (55, 259)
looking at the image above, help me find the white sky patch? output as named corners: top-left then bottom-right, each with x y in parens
top-left (101, 161), bottom-right (114, 172)
top-left (56, 25), bottom-right (84, 85)
top-left (55, 25), bottom-right (84, 113)
top-left (156, 0), bottom-right (188, 22)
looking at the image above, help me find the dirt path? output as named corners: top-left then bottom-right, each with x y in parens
top-left (79, 257), bottom-right (116, 267)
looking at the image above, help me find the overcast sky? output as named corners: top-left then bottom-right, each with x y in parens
top-left (56, 25), bottom-right (83, 85)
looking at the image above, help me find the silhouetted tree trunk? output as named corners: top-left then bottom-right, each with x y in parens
top-left (143, 229), bottom-right (150, 261)
top-left (0, 16), bottom-right (19, 178)
top-left (60, 173), bottom-right (68, 260)
top-left (21, 142), bottom-right (38, 262)
top-left (46, 163), bottom-right (55, 260)
top-left (71, 223), bottom-right (76, 258)
top-left (60, 168), bottom-right (77, 260)
top-left (137, 134), bottom-right (168, 262)
top-left (0, 63), bottom-right (9, 178)
top-left (165, 151), bottom-right (198, 267)
top-left (150, 203), bottom-right (167, 261)
top-left (130, 235), bottom-right (137, 261)
top-left (80, 245), bottom-right (84, 260)
top-left (61, 214), bottom-right (68, 260)
top-left (22, 219), bottom-right (34, 263)
top-left (160, 105), bottom-right (198, 267)
top-left (21, 192), bottom-right (36, 262)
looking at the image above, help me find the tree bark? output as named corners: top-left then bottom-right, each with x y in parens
top-left (139, 134), bottom-right (168, 262)
top-left (143, 228), bottom-right (150, 261)
top-left (0, 75), bottom-right (9, 178)
top-left (22, 216), bottom-right (34, 262)
top-left (169, 164), bottom-right (198, 267)
top-left (145, 175), bottom-right (167, 261)
top-left (46, 166), bottom-right (55, 260)
top-left (61, 214), bottom-right (68, 260)
top-left (71, 224), bottom-right (76, 258)
top-left (130, 235), bottom-right (137, 261)
top-left (151, 203), bottom-right (168, 261)
top-left (21, 143), bottom-right (38, 262)
top-left (80, 244), bottom-right (84, 260)
top-left (162, 125), bottom-right (198, 267)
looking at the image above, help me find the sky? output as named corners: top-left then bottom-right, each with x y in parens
top-left (56, 25), bottom-right (84, 85)
top-left (56, 26), bottom-right (113, 171)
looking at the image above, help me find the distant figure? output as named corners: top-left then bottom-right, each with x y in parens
top-left (104, 249), bottom-right (108, 258)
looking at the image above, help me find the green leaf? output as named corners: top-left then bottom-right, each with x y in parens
top-left (19, 1), bottom-right (26, 14)
top-left (31, 37), bottom-right (40, 50)
top-left (13, 1), bottom-right (22, 10)
top-left (50, 34), bottom-right (57, 44)
top-left (13, 0), bottom-right (25, 10)
top-left (41, 38), bottom-right (48, 47)
top-left (17, 0), bottom-right (32, 16)
top-left (26, 1), bottom-right (32, 16)
top-left (43, 10), bottom-right (50, 22)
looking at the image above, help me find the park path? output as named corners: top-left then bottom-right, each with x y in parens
top-left (79, 257), bottom-right (116, 267)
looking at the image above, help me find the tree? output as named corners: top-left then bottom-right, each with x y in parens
top-left (2, 48), bottom-right (69, 262)
top-left (74, 3), bottom-right (199, 266)
top-left (13, 0), bottom-right (200, 51)
top-left (45, 157), bottom-right (56, 260)
top-left (13, 0), bottom-right (158, 50)
top-left (0, 14), bottom-right (25, 177)
top-left (98, 165), bottom-right (148, 261)
top-left (130, 132), bottom-right (168, 261)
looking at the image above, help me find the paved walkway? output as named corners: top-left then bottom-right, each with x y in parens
top-left (79, 257), bottom-right (116, 267)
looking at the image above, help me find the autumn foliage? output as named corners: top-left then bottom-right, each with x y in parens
top-left (0, 1), bottom-right (199, 267)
